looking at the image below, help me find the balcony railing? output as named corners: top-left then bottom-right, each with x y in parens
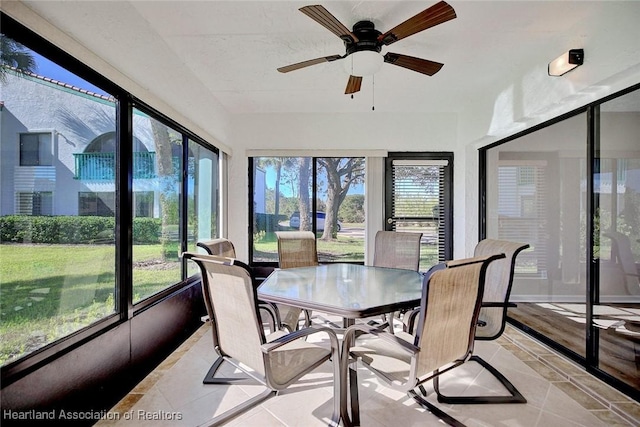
top-left (74, 152), bottom-right (161, 180)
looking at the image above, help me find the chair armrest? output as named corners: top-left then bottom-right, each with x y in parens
top-left (343, 323), bottom-right (419, 356)
top-left (402, 308), bottom-right (420, 333)
top-left (261, 324), bottom-right (339, 354)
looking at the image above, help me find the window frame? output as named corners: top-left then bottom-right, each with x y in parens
top-left (248, 156), bottom-right (366, 266)
top-left (18, 131), bottom-right (54, 166)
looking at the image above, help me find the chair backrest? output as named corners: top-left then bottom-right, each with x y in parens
top-left (473, 239), bottom-right (530, 339)
top-left (197, 238), bottom-right (236, 258)
top-left (606, 230), bottom-right (640, 292)
top-left (275, 231), bottom-right (318, 269)
top-left (373, 230), bottom-right (423, 271)
top-left (414, 254), bottom-right (504, 376)
top-left (183, 253), bottom-right (266, 375)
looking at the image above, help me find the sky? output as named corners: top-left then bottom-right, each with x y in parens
top-left (263, 163), bottom-right (364, 198)
top-left (32, 51), bottom-right (111, 97)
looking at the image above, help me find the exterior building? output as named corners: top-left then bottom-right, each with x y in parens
top-left (1, 68), bottom-right (170, 219)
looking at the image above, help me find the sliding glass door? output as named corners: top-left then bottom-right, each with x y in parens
top-left (482, 86), bottom-right (640, 398)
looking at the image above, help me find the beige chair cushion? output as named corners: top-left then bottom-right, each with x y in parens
top-left (373, 230), bottom-right (422, 271)
top-left (265, 330), bottom-right (331, 386)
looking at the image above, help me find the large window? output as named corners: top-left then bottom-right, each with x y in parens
top-left (1, 39), bottom-right (117, 365)
top-left (250, 156), bottom-right (365, 264)
top-left (186, 138), bottom-right (219, 276)
top-left (78, 192), bottom-right (115, 216)
top-left (17, 191), bottom-right (53, 215)
top-left (131, 111), bottom-right (183, 302)
top-left (19, 132), bottom-right (52, 166)
top-left (482, 86), bottom-right (640, 397)
top-left (0, 30), bottom-right (220, 371)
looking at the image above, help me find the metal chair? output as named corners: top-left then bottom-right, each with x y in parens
top-left (276, 230), bottom-right (319, 269)
top-left (341, 254), bottom-right (505, 427)
top-left (196, 238), bottom-right (236, 258)
top-left (433, 239), bottom-right (530, 405)
top-left (275, 231), bottom-right (318, 330)
top-left (605, 230), bottom-right (640, 295)
top-left (373, 230), bottom-right (423, 332)
top-left (183, 252), bottom-right (341, 427)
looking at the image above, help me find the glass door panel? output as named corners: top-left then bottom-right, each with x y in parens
top-left (486, 113), bottom-right (588, 358)
top-left (315, 158), bottom-right (365, 263)
top-left (597, 90), bottom-right (640, 390)
top-left (385, 155), bottom-right (453, 270)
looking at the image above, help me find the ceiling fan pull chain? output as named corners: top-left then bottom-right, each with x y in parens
top-left (372, 75), bottom-right (375, 111)
top-left (351, 56), bottom-right (355, 99)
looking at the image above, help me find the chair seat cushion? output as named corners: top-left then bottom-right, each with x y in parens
top-left (265, 331), bottom-right (332, 386)
top-left (349, 331), bottom-right (415, 386)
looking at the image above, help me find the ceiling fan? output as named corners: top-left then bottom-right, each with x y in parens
top-left (277, 1), bottom-right (457, 95)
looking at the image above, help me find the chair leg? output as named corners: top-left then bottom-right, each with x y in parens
top-left (202, 356), bottom-right (261, 385)
top-left (408, 390), bottom-right (467, 427)
top-left (197, 388), bottom-right (276, 427)
top-left (434, 355), bottom-right (527, 404)
top-left (349, 365), bottom-right (361, 426)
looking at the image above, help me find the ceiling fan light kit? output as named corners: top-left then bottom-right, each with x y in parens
top-left (277, 1), bottom-right (457, 95)
top-left (548, 49), bottom-right (584, 76)
top-left (343, 50), bottom-right (384, 76)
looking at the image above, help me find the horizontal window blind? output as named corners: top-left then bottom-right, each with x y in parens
top-left (498, 163), bottom-right (547, 276)
top-left (391, 163), bottom-right (447, 262)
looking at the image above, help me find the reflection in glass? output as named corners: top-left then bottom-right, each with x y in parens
top-left (486, 113), bottom-right (588, 357)
top-left (597, 90), bottom-right (640, 390)
top-left (132, 110), bottom-right (182, 302)
top-left (186, 139), bottom-right (219, 277)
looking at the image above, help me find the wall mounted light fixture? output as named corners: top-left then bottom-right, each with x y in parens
top-left (548, 49), bottom-right (584, 76)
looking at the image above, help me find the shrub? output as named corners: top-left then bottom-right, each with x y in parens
top-left (133, 218), bottom-right (161, 244)
top-left (0, 215), bottom-right (161, 244)
top-left (255, 213), bottom-right (286, 232)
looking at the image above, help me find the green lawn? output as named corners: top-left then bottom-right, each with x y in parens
top-left (0, 244), bottom-right (179, 365)
top-left (0, 236), bottom-right (439, 366)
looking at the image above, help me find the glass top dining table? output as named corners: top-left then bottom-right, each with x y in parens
top-left (258, 263), bottom-right (425, 324)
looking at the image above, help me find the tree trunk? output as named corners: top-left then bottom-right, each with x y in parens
top-left (151, 120), bottom-right (175, 261)
top-left (298, 158), bottom-right (312, 231)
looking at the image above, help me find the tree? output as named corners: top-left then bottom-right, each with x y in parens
top-left (339, 194), bottom-right (365, 223)
top-left (0, 34), bottom-right (37, 83)
top-left (151, 120), bottom-right (180, 260)
top-left (318, 158), bottom-right (365, 240)
top-left (298, 158), bottom-right (312, 231)
top-left (255, 157), bottom-right (296, 222)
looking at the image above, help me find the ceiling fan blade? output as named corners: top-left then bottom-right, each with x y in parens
top-left (345, 75), bottom-right (362, 94)
top-left (379, 1), bottom-right (456, 46)
top-left (299, 5), bottom-right (359, 43)
top-left (384, 53), bottom-right (444, 76)
top-left (277, 54), bottom-right (343, 73)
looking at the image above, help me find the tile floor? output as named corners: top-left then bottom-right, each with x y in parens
top-left (96, 316), bottom-right (639, 427)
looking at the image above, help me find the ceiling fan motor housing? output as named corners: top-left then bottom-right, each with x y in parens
top-left (345, 21), bottom-right (382, 56)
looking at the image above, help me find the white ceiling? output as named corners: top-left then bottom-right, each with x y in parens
top-left (14, 1), bottom-right (640, 137)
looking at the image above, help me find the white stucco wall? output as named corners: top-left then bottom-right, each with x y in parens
top-left (1, 74), bottom-right (116, 215)
top-left (0, 73), bottom-right (157, 216)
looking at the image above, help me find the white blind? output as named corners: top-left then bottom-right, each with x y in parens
top-left (497, 164), bottom-right (547, 276)
top-left (391, 163), bottom-right (446, 262)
